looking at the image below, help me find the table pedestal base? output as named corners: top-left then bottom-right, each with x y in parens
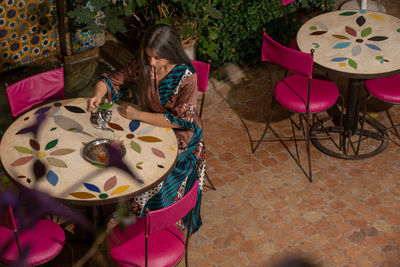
top-left (310, 116), bottom-right (389, 159)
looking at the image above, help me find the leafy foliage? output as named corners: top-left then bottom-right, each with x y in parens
top-left (67, 0), bottom-right (333, 66)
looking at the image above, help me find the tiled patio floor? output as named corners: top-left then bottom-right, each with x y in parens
top-left (1, 1), bottom-right (399, 266)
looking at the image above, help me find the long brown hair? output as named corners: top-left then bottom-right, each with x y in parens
top-left (136, 24), bottom-right (193, 105)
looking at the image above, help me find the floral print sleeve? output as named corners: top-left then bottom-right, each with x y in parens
top-left (101, 59), bottom-right (140, 103)
top-left (164, 69), bottom-right (199, 129)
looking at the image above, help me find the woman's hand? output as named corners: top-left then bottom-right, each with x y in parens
top-left (87, 96), bottom-right (102, 112)
top-left (87, 80), bottom-right (109, 112)
top-left (118, 105), bottom-right (142, 120)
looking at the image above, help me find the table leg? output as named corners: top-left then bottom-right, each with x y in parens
top-left (345, 78), bottom-right (363, 135)
top-left (310, 78), bottom-right (389, 159)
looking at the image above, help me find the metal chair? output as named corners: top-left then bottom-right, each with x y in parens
top-left (357, 74), bottom-right (400, 150)
top-left (191, 60), bottom-right (216, 191)
top-left (251, 33), bottom-right (342, 182)
top-left (108, 180), bottom-right (199, 267)
top-left (0, 205), bottom-right (65, 266)
top-left (5, 66), bottom-right (65, 117)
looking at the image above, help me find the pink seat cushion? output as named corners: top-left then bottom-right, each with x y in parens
top-left (108, 217), bottom-right (186, 267)
top-left (0, 219), bottom-right (65, 266)
top-left (275, 74), bottom-right (339, 113)
top-left (364, 74), bottom-right (400, 103)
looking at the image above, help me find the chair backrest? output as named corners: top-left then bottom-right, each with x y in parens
top-left (282, 0), bottom-right (295, 5)
top-left (191, 60), bottom-right (210, 118)
top-left (6, 66), bottom-right (65, 117)
top-left (192, 60), bottom-right (210, 94)
top-left (261, 32), bottom-right (313, 78)
top-left (146, 180), bottom-right (199, 235)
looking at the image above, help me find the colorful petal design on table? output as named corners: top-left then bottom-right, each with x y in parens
top-left (365, 43), bottom-right (382, 51)
top-left (11, 156), bottom-right (34, 166)
top-left (130, 141), bottom-right (141, 153)
top-left (332, 35), bottom-right (350, 40)
top-left (333, 42), bottom-right (351, 49)
top-left (151, 148), bottom-right (165, 159)
top-left (369, 14), bottom-right (385, 21)
top-left (348, 58), bottom-right (358, 69)
top-left (356, 16), bottom-right (366, 27)
top-left (315, 22), bottom-right (328, 31)
top-left (108, 122), bottom-right (124, 131)
top-left (64, 106), bottom-right (86, 113)
top-left (104, 176), bottom-right (117, 191)
top-left (68, 98), bottom-right (87, 104)
top-left (84, 183), bottom-right (101, 193)
top-left (351, 45), bottom-right (362, 56)
top-left (312, 43), bottom-right (320, 48)
top-left (70, 192), bottom-right (97, 199)
top-left (15, 146), bottom-right (33, 154)
top-left (136, 162), bottom-right (143, 170)
top-left (129, 120), bottom-right (140, 132)
top-left (126, 134), bottom-right (135, 139)
top-left (367, 36), bottom-right (388, 41)
top-left (345, 26), bottom-right (357, 37)
top-left (138, 136), bottom-right (162, 142)
top-left (310, 31), bottom-right (327, 35)
top-left (157, 165), bottom-right (164, 168)
top-left (47, 157), bottom-right (67, 168)
top-left (33, 159), bottom-right (46, 179)
top-left (45, 139), bottom-right (58, 150)
top-left (361, 27), bottom-right (372, 38)
top-left (34, 106), bottom-right (51, 114)
top-left (50, 149), bottom-right (75, 156)
top-left (30, 139), bottom-right (40, 150)
top-left (137, 126), bottom-right (155, 135)
top-left (397, 28), bottom-right (400, 33)
top-left (46, 170), bottom-right (58, 186)
top-left (112, 185), bottom-right (129, 195)
top-left (340, 11), bottom-right (357, 16)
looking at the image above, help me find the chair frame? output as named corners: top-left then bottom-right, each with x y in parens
top-left (357, 91), bottom-right (400, 153)
top-left (192, 60), bottom-right (216, 191)
top-left (251, 33), bottom-right (344, 182)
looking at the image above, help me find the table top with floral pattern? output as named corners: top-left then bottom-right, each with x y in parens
top-left (297, 10), bottom-right (400, 78)
top-left (0, 98), bottom-right (178, 205)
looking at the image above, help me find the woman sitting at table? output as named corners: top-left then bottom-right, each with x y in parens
top-left (87, 24), bottom-right (205, 233)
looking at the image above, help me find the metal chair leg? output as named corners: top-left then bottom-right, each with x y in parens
top-left (356, 94), bottom-right (372, 154)
top-left (305, 112), bottom-right (312, 183)
top-left (203, 171), bottom-right (216, 191)
top-left (252, 99), bottom-right (275, 153)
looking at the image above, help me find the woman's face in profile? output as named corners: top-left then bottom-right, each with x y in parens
top-left (145, 48), bottom-right (170, 69)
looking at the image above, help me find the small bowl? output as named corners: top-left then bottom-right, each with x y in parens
top-left (82, 139), bottom-right (126, 165)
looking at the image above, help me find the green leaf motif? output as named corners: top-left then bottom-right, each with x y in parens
top-left (15, 146), bottom-right (33, 154)
top-left (45, 139), bottom-right (59, 150)
top-left (309, 26), bottom-right (317, 30)
top-left (397, 28), bottom-right (400, 33)
top-left (130, 141), bottom-right (141, 153)
top-left (99, 103), bottom-right (113, 110)
top-left (361, 27), bottom-right (372, 38)
top-left (348, 59), bottom-right (358, 69)
top-left (376, 56), bottom-right (383, 60)
top-left (340, 11), bottom-right (357, 16)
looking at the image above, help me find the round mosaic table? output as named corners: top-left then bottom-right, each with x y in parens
top-left (297, 10), bottom-right (400, 159)
top-left (0, 98), bottom-right (178, 206)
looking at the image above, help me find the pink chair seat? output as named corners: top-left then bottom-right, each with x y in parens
top-left (0, 219), bottom-right (65, 266)
top-left (364, 74), bottom-right (400, 103)
top-left (109, 217), bottom-right (186, 267)
top-left (275, 74), bottom-right (339, 113)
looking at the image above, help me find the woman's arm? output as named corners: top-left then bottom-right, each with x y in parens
top-left (117, 105), bottom-right (178, 128)
top-left (87, 60), bottom-right (139, 111)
